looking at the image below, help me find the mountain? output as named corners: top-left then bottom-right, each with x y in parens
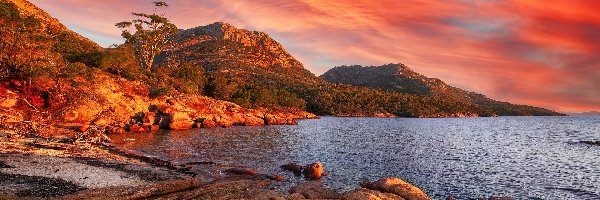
top-left (320, 64), bottom-right (564, 116)
top-left (0, 0), bottom-right (101, 69)
top-left (568, 111), bottom-right (600, 116)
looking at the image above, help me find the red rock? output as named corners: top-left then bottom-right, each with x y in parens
top-left (303, 162), bottom-right (325, 179)
top-left (148, 125), bottom-right (160, 131)
top-left (281, 163), bottom-right (303, 176)
top-left (128, 124), bottom-right (142, 132)
top-left (361, 177), bottom-right (430, 200)
top-left (93, 118), bottom-right (108, 127)
top-left (201, 119), bottom-right (218, 128)
top-left (142, 112), bottom-right (156, 125)
top-left (266, 175), bottom-right (284, 181)
top-left (78, 125), bottom-right (90, 132)
top-left (225, 168), bottom-right (257, 176)
top-left (166, 99), bottom-right (178, 106)
top-left (107, 126), bottom-right (126, 134)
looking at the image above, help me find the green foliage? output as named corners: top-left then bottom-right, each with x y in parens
top-left (231, 85), bottom-right (305, 109)
top-left (53, 32), bottom-right (101, 67)
top-left (115, 1), bottom-right (177, 70)
top-left (0, 2), bottom-right (56, 83)
top-left (60, 62), bottom-right (89, 78)
top-left (149, 86), bottom-right (175, 99)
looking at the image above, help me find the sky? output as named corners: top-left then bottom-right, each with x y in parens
top-left (30, 0), bottom-right (600, 113)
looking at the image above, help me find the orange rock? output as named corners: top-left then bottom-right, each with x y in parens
top-left (166, 99), bottom-right (178, 106)
top-left (78, 124), bottom-right (90, 132)
top-left (303, 162), bottom-right (325, 179)
top-left (201, 119), bottom-right (218, 128)
top-left (225, 168), bottom-right (257, 176)
top-left (142, 112), bottom-right (156, 125)
top-left (93, 118), bottom-right (108, 127)
top-left (149, 125), bottom-right (160, 131)
top-left (107, 126), bottom-right (125, 134)
top-left (361, 178), bottom-right (430, 200)
top-left (128, 124), bottom-right (142, 132)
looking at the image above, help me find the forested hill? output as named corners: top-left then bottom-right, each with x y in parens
top-left (320, 64), bottom-right (565, 116)
top-left (161, 23), bottom-right (563, 117)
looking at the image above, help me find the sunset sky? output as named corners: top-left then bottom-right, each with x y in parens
top-left (30, 0), bottom-right (600, 113)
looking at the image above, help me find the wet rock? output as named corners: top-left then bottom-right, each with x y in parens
top-left (225, 168), bottom-right (257, 176)
top-left (142, 112), bottom-right (156, 125)
top-left (341, 188), bottom-right (404, 200)
top-left (158, 112), bottom-right (194, 130)
top-left (126, 124), bottom-right (142, 132)
top-left (201, 119), bottom-right (218, 128)
top-left (303, 162), bottom-right (325, 179)
top-left (361, 177), bottom-right (430, 200)
top-left (107, 126), bottom-right (126, 134)
top-left (281, 163), bottom-right (304, 176)
top-left (147, 124), bottom-right (160, 131)
top-left (289, 181), bottom-right (340, 199)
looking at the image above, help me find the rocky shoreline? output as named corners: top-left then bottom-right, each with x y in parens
top-left (0, 136), bottom-right (432, 200)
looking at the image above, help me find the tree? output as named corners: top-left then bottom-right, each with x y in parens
top-left (0, 2), bottom-right (56, 88)
top-left (115, 1), bottom-right (177, 70)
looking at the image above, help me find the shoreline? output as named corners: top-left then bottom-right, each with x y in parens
top-left (0, 136), bottom-right (432, 199)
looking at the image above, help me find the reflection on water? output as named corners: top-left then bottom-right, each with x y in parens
top-left (109, 116), bottom-right (600, 199)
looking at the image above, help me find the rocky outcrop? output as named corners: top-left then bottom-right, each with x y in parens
top-left (361, 178), bottom-right (430, 200)
top-left (173, 22), bottom-right (304, 69)
top-left (341, 188), bottom-right (404, 200)
top-left (281, 162), bottom-right (327, 179)
top-left (289, 181), bottom-right (340, 199)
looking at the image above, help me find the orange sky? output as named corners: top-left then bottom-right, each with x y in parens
top-left (30, 0), bottom-right (600, 113)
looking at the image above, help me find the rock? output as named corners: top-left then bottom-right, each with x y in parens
top-left (225, 168), bottom-right (257, 176)
top-left (341, 188), bottom-right (404, 200)
top-left (281, 163), bottom-right (303, 176)
top-left (64, 111), bottom-right (79, 122)
top-left (303, 162), bottom-right (325, 179)
top-left (166, 99), bottom-right (178, 106)
top-left (216, 114), bottom-right (234, 128)
top-left (361, 178), bottom-right (430, 200)
top-left (92, 118), bottom-right (108, 127)
top-left (78, 125), bottom-right (90, 132)
top-left (289, 182), bottom-right (339, 199)
top-left (127, 124), bottom-right (142, 132)
top-left (157, 105), bottom-right (175, 115)
top-left (158, 112), bottom-right (194, 130)
top-left (201, 119), bottom-right (218, 128)
top-left (287, 193), bottom-right (306, 200)
top-left (142, 112), bottom-right (156, 125)
top-left (0, 97), bottom-right (17, 108)
top-left (266, 175), bottom-right (284, 181)
top-left (107, 126), bottom-right (126, 134)
top-left (147, 125), bottom-right (160, 131)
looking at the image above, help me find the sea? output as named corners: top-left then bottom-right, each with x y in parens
top-left (109, 116), bottom-right (600, 200)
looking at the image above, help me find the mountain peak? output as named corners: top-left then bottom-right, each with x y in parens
top-left (168, 22), bottom-right (304, 69)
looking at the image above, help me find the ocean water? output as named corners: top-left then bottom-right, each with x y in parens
top-left (109, 116), bottom-right (600, 199)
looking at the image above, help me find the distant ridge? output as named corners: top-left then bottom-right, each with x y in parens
top-left (320, 64), bottom-right (565, 116)
top-left (568, 111), bottom-right (600, 116)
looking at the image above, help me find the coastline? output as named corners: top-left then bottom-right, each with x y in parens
top-left (0, 135), bottom-right (430, 199)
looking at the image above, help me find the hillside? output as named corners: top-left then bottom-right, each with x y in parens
top-left (160, 23), bottom-right (496, 117)
top-left (320, 64), bottom-right (564, 116)
top-left (0, 0), bottom-right (316, 142)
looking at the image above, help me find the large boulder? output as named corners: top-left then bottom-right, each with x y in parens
top-left (341, 188), bottom-right (404, 200)
top-left (361, 178), bottom-right (430, 200)
top-left (158, 112), bottom-right (194, 130)
top-left (303, 162), bottom-right (325, 179)
top-left (289, 182), bottom-right (339, 199)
